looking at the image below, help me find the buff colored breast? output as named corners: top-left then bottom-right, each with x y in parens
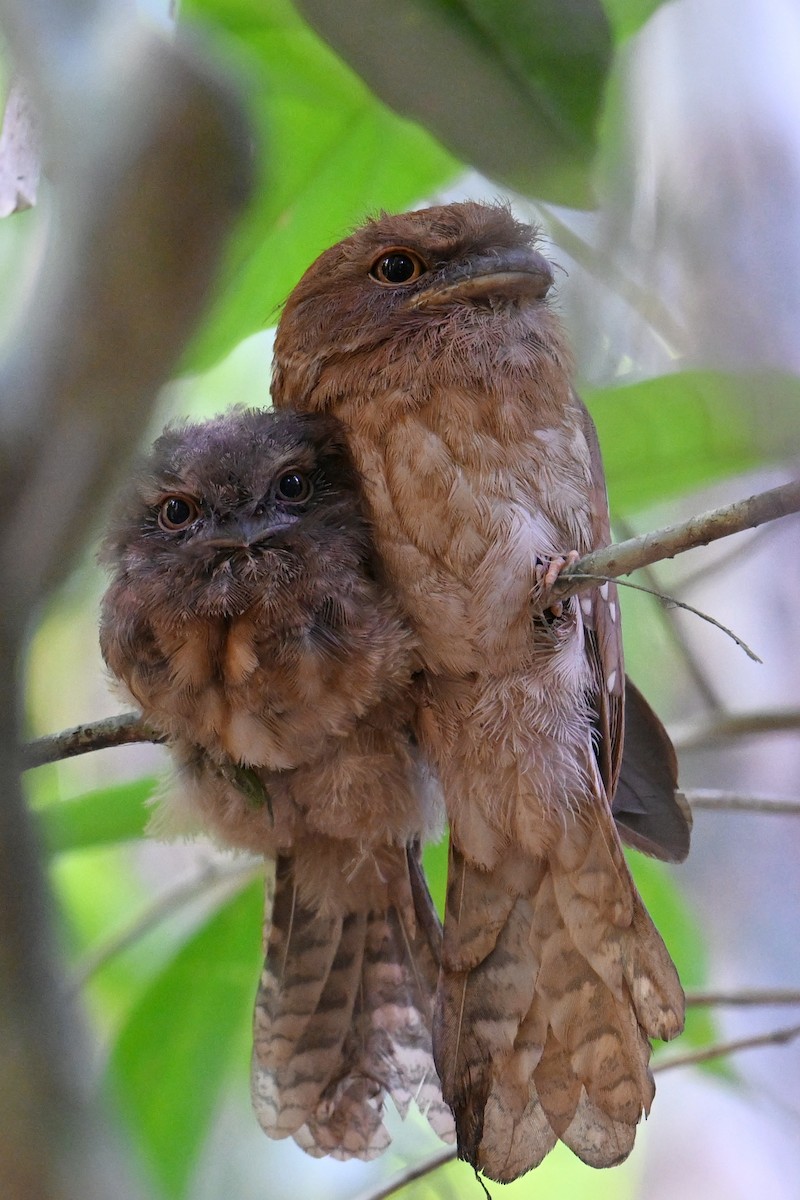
top-left (334, 386), bottom-right (596, 676)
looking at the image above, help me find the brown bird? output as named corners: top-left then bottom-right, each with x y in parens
top-left (99, 406), bottom-right (455, 1160)
top-left (272, 201), bottom-right (687, 1180)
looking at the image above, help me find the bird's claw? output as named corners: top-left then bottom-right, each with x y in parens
top-left (533, 551), bottom-right (580, 618)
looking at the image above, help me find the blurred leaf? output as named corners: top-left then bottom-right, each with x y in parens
top-left (588, 369), bottom-right (800, 512)
top-left (38, 778), bottom-right (155, 853)
top-left (629, 855), bottom-right (704, 987)
top-left (601, 0), bottom-right (669, 40)
top-left (295, 0), bottom-right (612, 208)
top-left (109, 879), bottom-right (264, 1199)
top-left (51, 845), bottom-right (186, 1037)
top-left (182, 0), bottom-right (458, 371)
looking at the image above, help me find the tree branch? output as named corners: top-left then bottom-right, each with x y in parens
top-left (554, 477), bottom-right (800, 598)
top-left (612, 514), bottom-right (725, 711)
top-left (686, 988), bottom-right (800, 1007)
top-left (23, 712), bottom-right (161, 768)
top-left (0, 5), bottom-right (252, 1197)
top-left (351, 1147), bottom-right (457, 1200)
top-left (686, 790), bottom-right (800, 815)
top-left (584, 572), bottom-right (761, 660)
top-left (673, 710), bottom-right (800, 751)
top-left (22, 478), bottom-right (800, 768)
top-left (71, 858), bottom-right (259, 991)
top-left (358, 1016), bottom-right (800, 1200)
top-left (655, 1023), bottom-right (800, 1073)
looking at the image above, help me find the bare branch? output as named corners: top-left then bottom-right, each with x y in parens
top-left (356, 1016), bottom-right (800, 1200)
top-left (687, 988), bottom-right (800, 1008)
top-left (655, 1023), bottom-right (800, 1073)
top-left (555, 478), bottom-right (800, 598)
top-left (673, 710), bottom-right (800, 751)
top-left (679, 518), bottom-right (783, 591)
top-left (612, 514), bottom-right (725, 710)
top-left (687, 790), bottom-right (800, 815)
top-left (0, 5), bottom-right (252, 1198)
top-left (351, 1147), bottom-right (457, 1200)
top-left (578, 572), bottom-right (762, 661)
top-left (21, 478), bottom-right (800, 772)
top-left (23, 712), bottom-right (160, 768)
top-left (72, 858), bottom-right (259, 991)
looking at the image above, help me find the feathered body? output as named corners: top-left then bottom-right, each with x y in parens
top-left (99, 407), bottom-right (454, 1160)
top-left (272, 202), bottom-right (686, 1179)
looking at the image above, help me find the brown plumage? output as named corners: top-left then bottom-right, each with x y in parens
top-left (272, 202), bottom-right (688, 1180)
top-left (99, 406), bottom-right (455, 1160)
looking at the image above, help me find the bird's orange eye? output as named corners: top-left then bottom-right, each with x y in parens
top-left (369, 248), bottom-right (426, 286)
top-left (158, 495), bottom-right (200, 531)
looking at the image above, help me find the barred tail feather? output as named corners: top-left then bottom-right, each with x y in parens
top-left (251, 853), bottom-right (454, 1159)
top-left (436, 804), bottom-right (684, 1182)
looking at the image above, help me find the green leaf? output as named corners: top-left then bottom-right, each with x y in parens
top-left (182, 0), bottom-right (459, 371)
top-left (601, 0), bottom-right (670, 40)
top-left (294, 0), bottom-right (612, 207)
top-left (587, 369), bottom-right (800, 512)
top-left (108, 879), bottom-right (265, 1199)
top-left (629, 855), bottom-right (704, 988)
top-left (38, 778), bottom-right (156, 853)
top-left (422, 832), bottom-right (448, 919)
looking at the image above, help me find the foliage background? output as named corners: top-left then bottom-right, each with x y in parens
top-left (5, 0), bottom-right (800, 1197)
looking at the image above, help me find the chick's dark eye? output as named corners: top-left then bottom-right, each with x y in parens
top-left (276, 471), bottom-right (312, 503)
top-left (370, 248), bottom-right (425, 285)
top-left (158, 495), bottom-right (199, 531)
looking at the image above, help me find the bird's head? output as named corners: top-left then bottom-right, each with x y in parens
top-left (272, 202), bottom-right (562, 412)
top-left (99, 407), bottom-right (372, 623)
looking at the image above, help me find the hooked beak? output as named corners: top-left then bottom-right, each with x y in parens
top-left (192, 515), bottom-right (300, 553)
top-left (408, 246), bottom-right (554, 309)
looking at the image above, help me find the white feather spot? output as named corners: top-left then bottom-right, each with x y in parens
top-left (609, 602), bottom-right (617, 623)
top-left (607, 670), bottom-right (617, 693)
top-left (599, 582), bottom-right (609, 600)
top-left (580, 596), bottom-right (592, 617)
top-left (533, 428), bottom-right (559, 444)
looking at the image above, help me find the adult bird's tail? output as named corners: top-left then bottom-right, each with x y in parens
top-left (435, 798), bottom-right (684, 1182)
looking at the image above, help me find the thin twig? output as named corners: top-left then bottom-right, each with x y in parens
top-left (353, 1016), bottom-right (800, 1200)
top-left (537, 202), bottom-right (688, 353)
top-left (679, 519), bottom-right (783, 591)
top-left (21, 480), bottom-right (800, 767)
top-left (686, 790), bottom-right (800, 815)
top-left (686, 988), bottom-right (800, 1008)
top-left (573, 572), bottom-right (762, 662)
top-left (655, 1023), bottom-right (800, 1073)
top-left (23, 712), bottom-right (160, 768)
top-left (555, 478), bottom-right (800, 597)
top-left (352, 1146), bottom-right (457, 1200)
top-left (672, 710), bottom-right (800, 751)
top-left (613, 514), bottom-right (725, 710)
top-left (70, 858), bottom-right (260, 992)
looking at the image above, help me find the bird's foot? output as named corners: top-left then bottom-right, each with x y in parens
top-left (533, 551), bottom-right (580, 618)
